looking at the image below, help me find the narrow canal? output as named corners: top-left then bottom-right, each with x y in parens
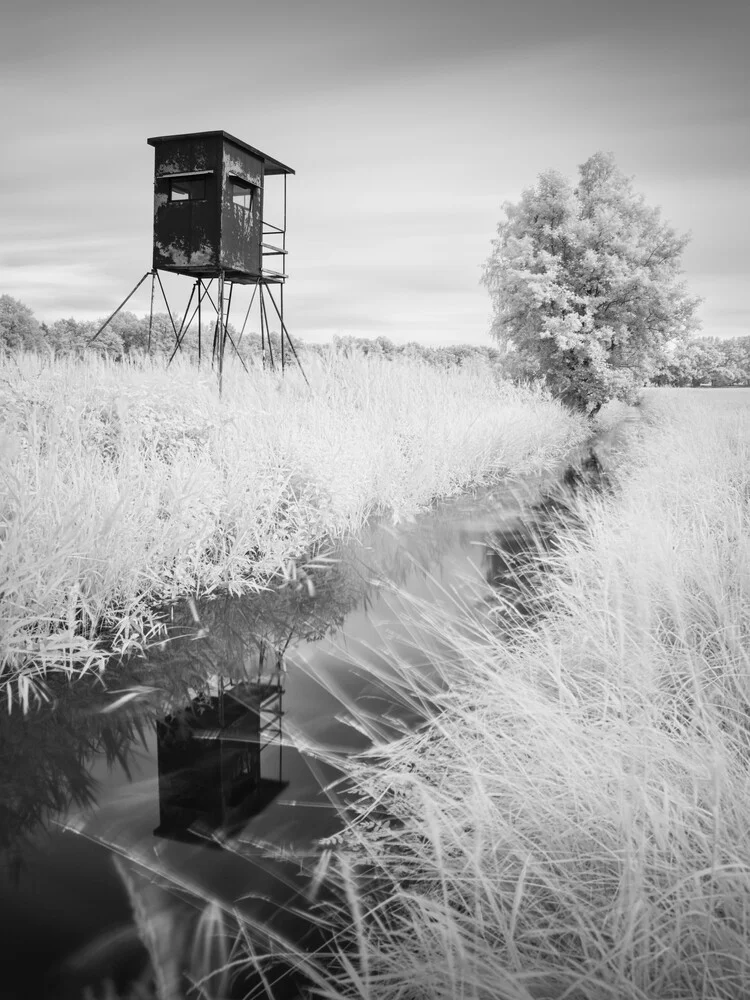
top-left (0, 442), bottom-right (613, 1000)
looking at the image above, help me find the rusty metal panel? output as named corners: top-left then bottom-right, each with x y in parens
top-left (151, 135), bottom-right (222, 275)
top-left (219, 138), bottom-right (264, 279)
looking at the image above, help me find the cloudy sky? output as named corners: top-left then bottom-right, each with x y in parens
top-left (2, 0), bottom-right (747, 345)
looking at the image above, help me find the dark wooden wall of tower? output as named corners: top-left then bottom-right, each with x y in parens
top-left (220, 139), bottom-right (264, 279)
top-left (151, 134), bottom-right (221, 276)
top-left (150, 133), bottom-right (265, 282)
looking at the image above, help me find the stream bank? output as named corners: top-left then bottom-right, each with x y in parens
top-left (305, 390), bottom-right (750, 1000)
top-left (0, 408), bottom-right (638, 1000)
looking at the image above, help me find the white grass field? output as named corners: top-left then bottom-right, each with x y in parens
top-left (289, 388), bottom-right (750, 1000)
top-left (0, 350), bottom-right (588, 709)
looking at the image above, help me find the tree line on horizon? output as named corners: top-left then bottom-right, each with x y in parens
top-left (0, 293), bottom-right (509, 371)
top-left (1, 291), bottom-right (748, 387)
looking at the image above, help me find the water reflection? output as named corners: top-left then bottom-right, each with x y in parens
top-left (0, 673), bottom-right (150, 879)
top-left (0, 466), bottom-right (588, 998)
top-left (154, 674), bottom-right (287, 845)
top-left (482, 447), bottom-right (610, 625)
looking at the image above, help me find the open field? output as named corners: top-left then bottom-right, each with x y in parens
top-left (667, 386), bottom-right (750, 409)
top-left (291, 388), bottom-right (750, 1000)
top-left (0, 350), bottom-right (588, 709)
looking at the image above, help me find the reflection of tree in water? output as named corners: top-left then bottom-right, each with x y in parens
top-left (0, 541), bottom-right (379, 879)
top-left (138, 545), bottom-right (372, 709)
top-left (0, 670), bottom-right (152, 881)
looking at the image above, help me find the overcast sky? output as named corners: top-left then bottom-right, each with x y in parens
top-left (1, 0), bottom-right (747, 345)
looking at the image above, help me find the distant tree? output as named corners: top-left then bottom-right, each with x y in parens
top-left (98, 311), bottom-right (140, 352)
top-left (375, 335), bottom-right (396, 357)
top-left (401, 341), bottom-right (429, 362)
top-left (146, 313), bottom-right (183, 357)
top-left (332, 334), bottom-right (385, 358)
top-left (725, 337), bottom-right (750, 383)
top-left (298, 340), bottom-right (327, 361)
top-left (47, 317), bottom-right (124, 358)
top-left (0, 295), bottom-right (45, 352)
top-left (703, 336), bottom-right (748, 386)
top-left (45, 318), bottom-right (87, 354)
top-left (654, 336), bottom-right (750, 387)
top-left (695, 340), bottom-right (741, 387)
top-left (107, 312), bottom-right (179, 357)
top-left (483, 152), bottom-right (701, 415)
top-left (653, 339), bottom-right (700, 386)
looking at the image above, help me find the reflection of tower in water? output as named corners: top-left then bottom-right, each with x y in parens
top-left (154, 643), bottom-right (287, 844)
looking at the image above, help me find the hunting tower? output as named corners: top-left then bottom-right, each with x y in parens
top-left (92, 129), bottom-right (304, 388)
top-left (147, 130), bottom-right (294, 283)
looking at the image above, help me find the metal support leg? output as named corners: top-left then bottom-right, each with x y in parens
top-left (216, 271), bottom-right (225, 395)
top-left (167, 281), bottom-right (198, 365)
top-left (197, 279), bottom-right (202, 364)
top-left (224, 280), bottom-right (234, 364)
top-left (237, 279), bottom-right (260, 352)
top-left (89, 271), bottom-right (151, 344)
top-left (259, 285), bottom-right (276, 371)
top-left (264, 284), bottom-right (309, 387)
top-left (260, 287), bottom-right (267, 370)
top-left (147, 271), bottom-right (156, 354)
top-left (154, 270), bottom-right (179, 344)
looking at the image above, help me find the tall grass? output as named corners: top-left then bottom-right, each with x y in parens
top-left (292, 389), bottom-right (750, 1000)
top-left (0, 350), bottom-right (587, 707)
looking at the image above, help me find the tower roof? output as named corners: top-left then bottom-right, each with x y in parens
top-left (146, 130), bottom-right (295, 176)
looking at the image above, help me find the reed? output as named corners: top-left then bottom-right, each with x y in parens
top-left (296, 389), bottom-right (750, 1000)
top-left (0, 349), bottom-right (587, 709)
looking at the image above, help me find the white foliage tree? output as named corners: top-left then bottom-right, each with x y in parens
top-left (483, 152), bottom-right (701, 414)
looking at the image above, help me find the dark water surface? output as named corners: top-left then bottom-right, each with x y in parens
top-left (0, 458), bottom-right (597, 1000)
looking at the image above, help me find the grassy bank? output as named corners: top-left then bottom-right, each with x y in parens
top-left (0, 350), bottom-right (587, 708)
top-left (294, 389), bottom-right (750, 1000)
